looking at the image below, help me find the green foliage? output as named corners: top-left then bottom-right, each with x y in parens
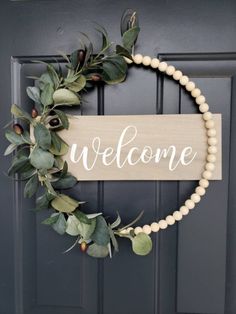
top-left (91, 216), bottom-right (110, 246)
top-left (34, 123), bottom-right (51, 150)
top-left (11, 104), bottom-right (33, 123)
top-left (26, 86), bottom-right (41, 104)
top-left (122, 26), bottom-right (140, 52)
top-left (54, 110), bottom-right (69, 129)
top-left (51, 194), bottom-right (79, 213)
top-left (52, 174), bottom-right (77, 189)
top-left (87, 243), bottom-right (109, 258)
top-left (131, 233), bottom-right (152, 256)
top-left (30, 147), bottom-right (54, 169)
top-left (24, 173), bottom-right (38, 198)
top-left (40, 83), bottom-right (54, 107)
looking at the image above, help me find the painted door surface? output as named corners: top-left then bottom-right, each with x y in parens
top-left (0, 1), bottom-right (236, 314)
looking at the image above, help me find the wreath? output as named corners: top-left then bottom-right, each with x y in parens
top-left (4, 10), bottom-right (217, 258)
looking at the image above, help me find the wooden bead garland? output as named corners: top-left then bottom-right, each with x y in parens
top-left (122, 54), bottom-right (217, 236)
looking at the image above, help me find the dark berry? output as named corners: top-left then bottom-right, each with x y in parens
top-left (13, 123), bottom-right (24, 135)
top-left (49, 118), bottom-right (60, 127)
top-left (31, 108), bottom-right (38, 118)
top-left (77, 49), bottom-right (86, 64)
top-left (91, 74), bottom-right (102, 82)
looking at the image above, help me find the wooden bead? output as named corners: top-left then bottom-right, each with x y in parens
top-left (207, 154), bottom-right (216, 163)
top-left (173, 211), bottom-right (183, 221)
top-left (203, 112), bottom-right (212, 121)
top-left (191, 88), bottom-right (201, 98)
top-left (199, 178), bottom-right (209, 188)
top-left (180, 205), bottom-right (189, 216)
top-left (191, 193), bottom-right (201, 203)
top-left (185, 199), bottom-right (195, 209)
top-left (166, 65), bottom-right (175, 75)
top-left (124, 56), bottom-right (133, 64)
top-left (142, 224), bottom-right (151, 235)
top-left (173, 70), bottom-right (182, 80)
top-left (205, 119), bottom-right (215, 129)
top-left (205, 162), bottom-right (215, 171)
top-left (166, 215), bottom-right (175, 225)
top-left (199, 103), bottom-right (209, 113)
top-left (142, 56), bottom-right (152, 66)
top-left (195, 186), bottom-right (206, 196)
top-left (159, 219), bottom-right (168, 229)
top-left (134, 227), bottom-right (143, 235)
top-left (151, 222), bottom-right (160, 232)
top-left (179, 75), bottom-right (189, 86)
top-left (133, 54), bottom-right (143, 64)
top-left (159, 62), bottom-right (168, 72)
top-left (208, 145), bottom-right (217, 154)
top-left (127, 227), bottom-right (134, 233)
top-left (207, 128), bottom-right (216, 137)
top-left (186, 81), bottom-right (195, 91)
top-left (208, 137), bottom-right (217, 146)
top-left (202, 170), bottom-right (212, 179)
top-left (196, 95), bottom-right (206, 105)
top-left (151, 58), bottom-right (160, 68)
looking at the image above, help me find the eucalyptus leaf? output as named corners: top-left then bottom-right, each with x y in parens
top-left (8, 155), bottom-right (30, 176)
top-left (116, 45), bottom-right (132, 60)
top-left (39, 72), bottom-right (54, 90)
top-left (42, 213), bottom-right (60, 225)
top-left (50, 134), bottom-right (68, 156)
top-left (110, 212), bottom-right (121, 229)
top-left (122, 26), bottom-right (140, 51)
top-left (34, 123), bottom-right (51, 150)
top-left (36, 192), bottom-right (55, 210)
top-left (51, 194), bottom-right (79, 213)
top-left (54, 110), bottom-right (69, 129)
top-left (67, 75), bottom-right (86, 93)
top-left (91, 216), bottom-right (110, 246)
top-left (30, 147), bottom-right (54, 169)
top-left (52, 212), bottom-right (67, 235)
top-left (11, 104), bottom-right (33, 123)
top-left (108, 225), bottom-right (119, 252)
top-left (26, 86), bottom-right (41, 104)
top-left (5, 130), bottom-right (26, 145)
top-left (4, 143), bottom-right (17, 156)
top-left (87, 243), bottom-right (109, 258)
top-left (52, 174), bottom-right (77, 189)
top-left (77, 218), bottom-right (96, 240)
top-left (131, 233), bottom-right (152, 256)
top-left (53, 88), bottom-right (80, 106)
top-left (40, 83), bottom-right (54, 107)
top-left (24, 173), bottom-right (38, 198)
top-left (102, 55), bottom-right (127, 84)
top-left (74, 210), bottom-right (91, 224)
top-left (66, 215), bottom-right (80, 236)
top-left (47, 64), bottom-right (60, 89)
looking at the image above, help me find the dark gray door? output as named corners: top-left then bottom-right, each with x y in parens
top-left (1, 1), bottom-right (236, 314)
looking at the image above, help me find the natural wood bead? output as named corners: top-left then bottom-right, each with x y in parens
top-left (207, 128), bottom-right (217, 137)
top-left (159, 62), bottom-right (168, 72)
top-left (151, 222), bottom-right (160, 232)
top-left (173, 70), bottom-right (183, 80)
top-left (142, 224), bottom-right (152, 235)
top-left (159, 219), bottom-right (168, 229)
top-left (180, 205), bottom-right (189, 216)
top-left (208, 137), bottom-right (217, 146)
top-left (208, 145), bottom-right (217, 154)
top-left (191, 88), bottom-right (201, 98)
top-left (199, 103), bottom-right (209, 113)
top-left (134, 226), bottom-right (143, 235)
top-left (151, 58), bottom-right (160, 68)
top-left (166, 215), bottom-right (175, 225)
top-left (173, 211), bottom-right (183, 221)
top-left (196, 95), bottom-right (206, 105)
top-left (185, 199), bottom-right (195, 209)
top-left (186, 81), bottom-right (195, 91)
top-left (199, 178), bottom-right (209, 188)
top-left (127, 227), bottom-right (134, 233)
top-left (191, 193), bottom-right (201, 203)
top-left (179, 75), bottom-right (189, 86)
top-left (195, 186), bottom-right (206, 196)
top-left (203, 112), bottom-right (212, 121)
top-left (166, 65), bottom-right (175, 75)
top-left (205, 162), bottom-right (215, 171)
top-left (205, 119), bottom-right (215, 129)
top-left (142, 56), bottom-right (152, 66)
top-left (124, 56), bottom-right (133, 64)
top-left (133, 54), bottom-right (143, 64)
top-left (202, 170), bottom-right (213, 179)
top-left (207, 154), bottom-right (216, 163)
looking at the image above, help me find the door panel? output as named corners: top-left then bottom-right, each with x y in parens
top-left (1, 2), bottom-right (236, 314)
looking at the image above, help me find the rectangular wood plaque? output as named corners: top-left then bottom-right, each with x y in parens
top-left (58, 114), bottom-right (222, 181)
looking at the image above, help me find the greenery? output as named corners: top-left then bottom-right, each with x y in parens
top-left (4, 10), bottom-right (153, 258)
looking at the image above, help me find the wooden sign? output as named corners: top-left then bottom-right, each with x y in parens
top-left (58, 114), bottom-right (222, 181)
